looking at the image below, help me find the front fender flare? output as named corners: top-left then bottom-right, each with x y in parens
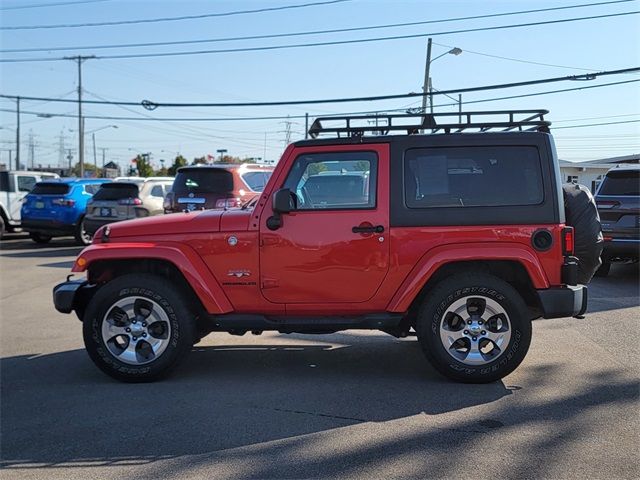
top-left (386, 242), bottom-right (549, 313)
top-left (72, 241), bottom-right (233, 314)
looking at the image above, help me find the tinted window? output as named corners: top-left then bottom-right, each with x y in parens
top-left (93, 183), bottom-right (139, 200)
top-left (404, 146), bottom-right (543, 208)
top-left (173, 169), bottom-right (234, 195)
top-left (241, 171), bottom-right (271, 191)
top-left (284, 152), bottom-right (377, 210)
top-left (84, 184), bottom-right (102, 195)
top-left (31, 183), bottom-right (70, 195)
top-left (17, 176), bottom-right (37, 192)
top-left (150, 185), bottom-right (164, 197)
top-left (598, 170), bottom-right (639, 196)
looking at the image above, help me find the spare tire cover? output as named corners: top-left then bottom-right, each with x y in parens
top-left (562, 183), bottom-right (603, 284)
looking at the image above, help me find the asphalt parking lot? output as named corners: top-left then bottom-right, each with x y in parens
top-left (1, 234), bottom-right (638, 479)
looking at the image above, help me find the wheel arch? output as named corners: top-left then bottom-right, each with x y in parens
top-left (74, 242), bottom-right (233, 315)
top-left (387, 243), bottom-right (548, 318)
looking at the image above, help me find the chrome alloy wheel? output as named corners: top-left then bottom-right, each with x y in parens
top-left (439, 296), bottom-right (512, 366)
top-left (101, 296), bottom-right (172, 365)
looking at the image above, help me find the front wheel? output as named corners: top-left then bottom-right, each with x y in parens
top-left (416, 273), bottom-right (532, 383)
top-left (83, 274), bottom-right (196, 382)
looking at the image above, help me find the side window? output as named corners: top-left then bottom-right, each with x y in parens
top-left (150, 185), bottom-right (164, 197)
top-left (404, 146), bottom-right (543, 208)
top-left (284, 151), bottom-right (377, 210)
top-left (84, 184), bottom-right (101, 195)
top-left (17, 176), bottom-right (37, 192)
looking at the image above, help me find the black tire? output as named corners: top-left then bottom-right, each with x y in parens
top-left (0, 216), bottom-right (5, 240)
top-left (416, 273), bottom-right (532, 383)
top-left (74, 216), bottom-right (92, 246)
top-left (83, 274), bottom-right (196, 382)
top-left (563, 183), bottom-right (603, 284)
top-left (30, 232), bottom-right (52, 244)
top-left (594, 260), bottom-right (611, 278)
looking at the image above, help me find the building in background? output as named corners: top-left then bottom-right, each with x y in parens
top-left (559, 154), bottom-right (639, 193)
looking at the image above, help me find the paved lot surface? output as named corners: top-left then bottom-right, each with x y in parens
top-left (1, 234), bottom-right (639, 479)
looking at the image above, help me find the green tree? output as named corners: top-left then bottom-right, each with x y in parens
top-left (134, 154), bottom-right (154, 177)
top-left (307, 162), bottom-right (328, 175)
top-left (192, 156), bottom-right (207, 165)
top-left (167, 155), bottom-right (187, 176)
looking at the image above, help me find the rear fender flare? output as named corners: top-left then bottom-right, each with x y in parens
top-left (387, 242), bottom-right (549, 312)
top-left (72, 241), bottom-right (233, 314)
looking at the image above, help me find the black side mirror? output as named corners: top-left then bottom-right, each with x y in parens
top-left (272, 188), bottom-right (296, 213)
top-left (267, 188), bottom-right (297, 230)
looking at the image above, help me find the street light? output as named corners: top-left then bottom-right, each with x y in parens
top-left (421, 39), bottom-right (462, 116)
top-left (90, 125), bottom-right (118, 176)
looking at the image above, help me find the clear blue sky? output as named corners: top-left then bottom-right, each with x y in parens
top-left (1, 0), bottom-right (639, 172)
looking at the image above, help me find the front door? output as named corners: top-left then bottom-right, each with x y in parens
top-left (259, 146), bottom-right (389, 304)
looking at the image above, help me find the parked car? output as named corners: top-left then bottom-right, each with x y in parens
top-left (594, 164), bottom-right (640, 276)
top-left (54, 110), bottom-right (602, 384)
top-left (84, 177), bottom-right (174, 235)
top-left (21, 178), bottom-right (110, 245)
top-left (163, 164), bottom-right (273, 213)
top-left (0, 170), bottom-right (60, 239)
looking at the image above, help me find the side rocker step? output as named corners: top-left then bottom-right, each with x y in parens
top-left (206, 313), bottom-right (404, 334)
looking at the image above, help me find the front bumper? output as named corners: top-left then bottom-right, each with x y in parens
top-left (536, 285), bottom-right (588, 319)
top-left (53, 279), bottom-right (97, 320)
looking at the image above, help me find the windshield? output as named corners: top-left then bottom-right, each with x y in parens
top-left (173, 169), bottom-right (234, 194)
top-left (92, 183), bottom-right (139, 200)
top-left (599, 170), bottom-right (640, 196)
top-left (30, 183), bottom-right (70, 195)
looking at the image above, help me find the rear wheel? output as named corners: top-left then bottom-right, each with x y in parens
top-left (30, 232), bottom-right (52, 244)
top-left (416, 273), bottom-right (532, 383)
top-left (74, 216), bottom-right (92, 246)
top-left (0, 216), bottom-right (5, 240)
top-left (83, 274), bottom-right (196, 382)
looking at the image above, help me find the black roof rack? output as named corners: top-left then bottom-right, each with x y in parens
top-left (307, 109), bottom-right (550, 139)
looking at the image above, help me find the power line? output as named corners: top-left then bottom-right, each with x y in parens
top-left (431, 41), bottom-right (601, 72)
top-left (0, 0), bottom-right (111, 10)
top-left (0, 0), bottom-right (632, 53)
top-left (3, 10), bottom-right (638, 63)
top-left (1, 0), bottom-right (352, 30)
top-left (554, 120), bottom-right (640, 129)
top-left (2, 78), bottom-right (637, 122)
top-left (3, 67), bottom-right (638, 107)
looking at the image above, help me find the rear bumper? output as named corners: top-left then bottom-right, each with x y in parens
top-left (602, 238), bottom-right (640, 260)
top-left (22, 219), bottom-right (76, 236)
top-left (536, 285), bottom-right (588, 319)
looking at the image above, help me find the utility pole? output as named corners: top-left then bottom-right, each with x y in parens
top-left (15, 96), bottom-right (20, 170)
top-left (458, 94), bottom-right (462, 123)
top-left (305, 113), bottom-right (309, 139)
top-left (92, 132), bottom-right (97, 172)
top-left (66, 149), bottom-right (74, 172)
top-left (101, 148), bottom-right (107, 176)
top-left (28, 131), bottom-right (35, 170)
top-left (421, 38), bottom-right (432, 116)
top-left (65, 55), bottom-right (95, 178)
top-left (58, 131), bottom-right (66, 168)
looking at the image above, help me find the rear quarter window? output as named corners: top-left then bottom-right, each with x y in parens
top-left (404, 146), bottom-right (544, 208)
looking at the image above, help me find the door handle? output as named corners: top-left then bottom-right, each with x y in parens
top-left (352, 225), bottom-right (384, 234)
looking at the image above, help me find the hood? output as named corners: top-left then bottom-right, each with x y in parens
top-left (97, 209), bottom-right (252, 239)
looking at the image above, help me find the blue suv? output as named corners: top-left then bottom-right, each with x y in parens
top-left (21, 178), bottom-right (111, 245)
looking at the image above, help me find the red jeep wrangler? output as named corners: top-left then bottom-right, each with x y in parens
top-left (53, 111), bottom-right (602, 383)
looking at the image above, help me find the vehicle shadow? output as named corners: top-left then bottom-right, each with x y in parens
top-left (587, 262), bottom-right (640, 313)
top-left (0, 243), bottom-right (82, 258)
top-left (1, 337), bottom-right (512, 470)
